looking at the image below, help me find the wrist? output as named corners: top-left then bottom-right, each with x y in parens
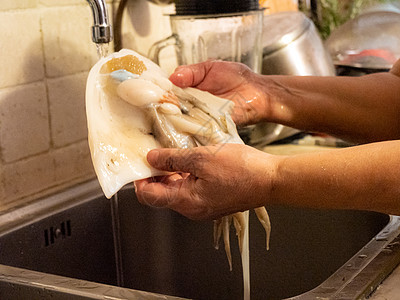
top-left (248, 148), bottom-right (283, 208)
top-left (253, 74), bottom-right (300, 126)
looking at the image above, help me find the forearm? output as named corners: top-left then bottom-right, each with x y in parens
top-left (256, 72), bottom-right (400, 143)
top-left (268, 140), bottom-right (400, 215)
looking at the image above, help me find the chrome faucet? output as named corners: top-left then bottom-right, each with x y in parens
top-left (86, 0), bottom-right (113, 44)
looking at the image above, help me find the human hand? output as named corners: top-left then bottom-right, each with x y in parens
top-left (134, 144), bottom-right (277, 220)
top-left (169, 60), bottom-right (270, 126)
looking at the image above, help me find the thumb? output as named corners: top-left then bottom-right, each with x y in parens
top-left (169, 66), bottom-right (195, 88)
top-left (169, 61), bottom-right (215, 88)
top-left (147, 148), bottom-right (201, 175)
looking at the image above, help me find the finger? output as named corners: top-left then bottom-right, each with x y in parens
top-left (135, 179), bottom-right (182, 208)
top-left (181, 172), bottom-right (191, 179)
top-left (135, 181), bottom-right (169, 208)
top-left (134, 177), bottom-right (152, 194)
top-left (169, 61), bottom-right (215, 88)
top-left (134, 173), bottom-right (183, 194)
top-left (169, 65), bottom-right (195, 88)
top-left (147, 148), bottom-right (205, 175)
top-left (160, 173), bottom-right (184, 184)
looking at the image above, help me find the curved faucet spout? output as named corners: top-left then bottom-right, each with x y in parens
top-left (86, 0), bottom-right (113, 44)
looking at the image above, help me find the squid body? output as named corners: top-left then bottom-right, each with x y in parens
top-left (86, 49), bottom-right (271, 272)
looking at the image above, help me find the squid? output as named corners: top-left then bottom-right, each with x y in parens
top-left (85, 49), bottom-right (271, 272)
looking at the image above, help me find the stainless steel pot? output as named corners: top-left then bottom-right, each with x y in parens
top-left (261, 11), bottom-right (335, 76)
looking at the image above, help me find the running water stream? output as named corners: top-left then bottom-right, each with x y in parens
top-left (95, 42), bottom-right (124, 286)
top-left (242, 211), bottom-right (250, 300)
top-left (96, 43), bottom-right (110, 59)
top-left (111, 193), bottom-right (124, 286)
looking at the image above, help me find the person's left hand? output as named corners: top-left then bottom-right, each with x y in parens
top-left (134, 144), bottom-right (277, 220)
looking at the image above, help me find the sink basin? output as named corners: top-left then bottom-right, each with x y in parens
top-left (0, 179), bottom-right (400, 300)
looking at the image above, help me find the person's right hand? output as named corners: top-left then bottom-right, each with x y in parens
top-left (134, 143), bottom-right (278, 220)
top-left (169, 60), bottom-right (270, 126)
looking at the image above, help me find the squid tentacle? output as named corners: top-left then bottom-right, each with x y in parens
top-left (254, 206), bottom-right (271, 250)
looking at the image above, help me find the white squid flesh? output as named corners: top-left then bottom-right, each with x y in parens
top-left (85, 49), bottom-right (271, 273)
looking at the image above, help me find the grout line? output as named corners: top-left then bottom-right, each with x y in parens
top-left (38, 12), bottom-right (55, 150)
top-left (1, 138), bottom-right (89, 166)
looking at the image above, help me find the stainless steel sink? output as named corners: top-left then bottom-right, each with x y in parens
top-left (0, 179), bottom-right (399, 300)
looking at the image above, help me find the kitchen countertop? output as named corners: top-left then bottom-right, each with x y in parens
top-left (369, 264), bottom-right (400, 299)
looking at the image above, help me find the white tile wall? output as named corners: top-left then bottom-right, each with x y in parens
top-left (2, 151), bottom-right (56, 203)
top-left (52, 140), bottom-right (94, 183)
top-left (0, 167), bottom-right (5, 203)
top-left (0, 0), bottom-right (173, 210)
top-left (41, 5), bottom-right (99, 78)
top-left (0, 10), bottom-right (44, 88)
top-left (47, 72), bottom-right (88, 147)
top-left (39, 0), bottom-right (113, 7)
top-left (0, 1), bottom-right (99, 209)
top-left (0, 83), bottom-right (50, 163)
top-left (2, 141), bottom-right (94, 205)
top-left (40, 0), bottom-right (89, 6)
top-left (0, 0), bottom-right (38, 11)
